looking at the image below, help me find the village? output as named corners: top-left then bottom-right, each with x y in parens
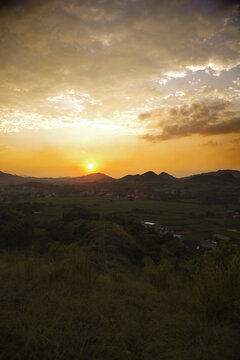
top-left (142, 220), bottom-right (218, 252)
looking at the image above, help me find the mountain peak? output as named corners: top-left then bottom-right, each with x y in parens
top-left (142, 171), bottom-right (157, 176)
top-left (158, 172), bottom-right (175, 179)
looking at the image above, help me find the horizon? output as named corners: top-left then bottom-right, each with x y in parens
top-left (1, 167), bottom-right (240, 180)
top-left (0, 0), bottom-right (239, 177)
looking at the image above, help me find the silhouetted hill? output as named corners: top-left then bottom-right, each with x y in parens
top-left (0, 171), bottom-right (113, 186)
top-left (0, 171), bottom-right (26, 185)
top-left (119, 174), bottom-right (141, 182)
top-left (184, 173), bottom-right (237, 184)
top-left (43, 173), bottom-right (113, 184)
top-left (202, 170), bottom-right (240, 179)
top-left (218, 173), bottom-right (236, 181)
top-left (158, 172), bottom-right (175, 180)
top-left (0, 169), bottom-right (239, 187)
top-left (141, 171), bottom-right (158, 180)
top-left (119, 171), bottom-right (174, 183)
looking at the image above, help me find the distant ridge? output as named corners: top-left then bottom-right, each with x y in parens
top-left (119, 171), bottom-right (174, 183)
top-left (0, 169), bottom-right (239, 186)
top-left (0, 171), bottom-right (113, 186)
top-left (202, 170), bottom-right (240, 179)
top-left (43, 173), bottom-right (113, 184)
top-left (183, 171), bottom-right (238, 184)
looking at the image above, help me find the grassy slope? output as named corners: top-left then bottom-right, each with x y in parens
top-left (1, 196), bottom-right (240, 359)
top-left (0, 247), bottom-right (240, 360)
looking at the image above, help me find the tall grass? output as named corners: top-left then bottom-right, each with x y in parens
top-left (0, 250), bottom-right (240, 359)
top-left (193, 255), bottom-right (240, 321)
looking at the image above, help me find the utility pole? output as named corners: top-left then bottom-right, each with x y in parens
top-left (98, 213), bottom-right (106, 266)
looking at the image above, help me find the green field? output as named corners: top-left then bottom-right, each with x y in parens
top-left (16, 196), bottom-right (240, 243)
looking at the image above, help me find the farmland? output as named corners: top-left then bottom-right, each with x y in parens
top-left (11, 195), bottom-right (240, 244)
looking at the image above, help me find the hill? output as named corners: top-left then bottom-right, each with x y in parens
top-left (0, 171), bottom-right (113, 186)
top-left (119, 171), bottom-right (175, 183)
top-left (0, 171), bottom-right (27, 185)
top-left (42, 172), bottom-right (113, 184)
top-left (0, 169), bottom-right (239, 187)
top-left (202, 170), bottom-right (240, 179)
top-left (183, 173), bottom-right (237, 184)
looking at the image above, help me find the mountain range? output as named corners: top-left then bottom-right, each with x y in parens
top-left (0, 169), bottom-right (240, 186)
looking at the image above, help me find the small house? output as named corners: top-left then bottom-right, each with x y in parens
top-left (201, 239), bottom-right (218, 251)
top-left (142, 221), bottom-right (156, 229)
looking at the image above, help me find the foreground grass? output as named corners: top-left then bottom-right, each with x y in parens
top-left (0, 245), bottom-right (240, 360)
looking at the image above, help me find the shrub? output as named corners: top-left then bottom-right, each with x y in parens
top-left (193, 255), bottom-right (240, 321)
top-left (145, 260), bottom-right (172, 290)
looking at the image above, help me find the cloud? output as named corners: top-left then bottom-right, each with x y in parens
top-left (139, 101), bottom-right (240, 141)
top-left (0, 0), bottom-right (29, 10)
top-left (0, 0), bottom-right (239, 132)
top-left (232, 137), bottom-right (240, 145)
top-left (202, 140), bottom-right (221, 147)
top-left (138, 113), bottom-right (151, 120)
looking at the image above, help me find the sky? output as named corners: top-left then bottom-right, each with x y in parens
top-left (0, 0), bottom-right (239, 178)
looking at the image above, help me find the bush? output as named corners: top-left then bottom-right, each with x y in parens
top-left (145, 259), bottom-right (173, 290)
top-left (193, 255), bottom-right (240, 321)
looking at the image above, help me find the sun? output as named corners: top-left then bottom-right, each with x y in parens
top-left (87, 163), bottom-right (95, 170)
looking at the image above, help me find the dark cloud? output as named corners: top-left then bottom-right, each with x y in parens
top-left (0, 0), bottom-right (29, 6)
top-left (213, 0), bottom-right (240, 11)
top-left (193, 0), bottom-right (239, 14)
top-left (0, 0), bottom-right (29, 12)
top-left (138, 113), bottom-right (151, 120)
top-left (140, 101), bottom-right (240, 141)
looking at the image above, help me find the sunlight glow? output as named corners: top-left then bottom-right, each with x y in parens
top-left (87, 163), bottom-right (94, 170)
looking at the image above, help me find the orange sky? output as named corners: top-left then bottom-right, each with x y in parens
top-left (0, 0), bottom-right (239, 178)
